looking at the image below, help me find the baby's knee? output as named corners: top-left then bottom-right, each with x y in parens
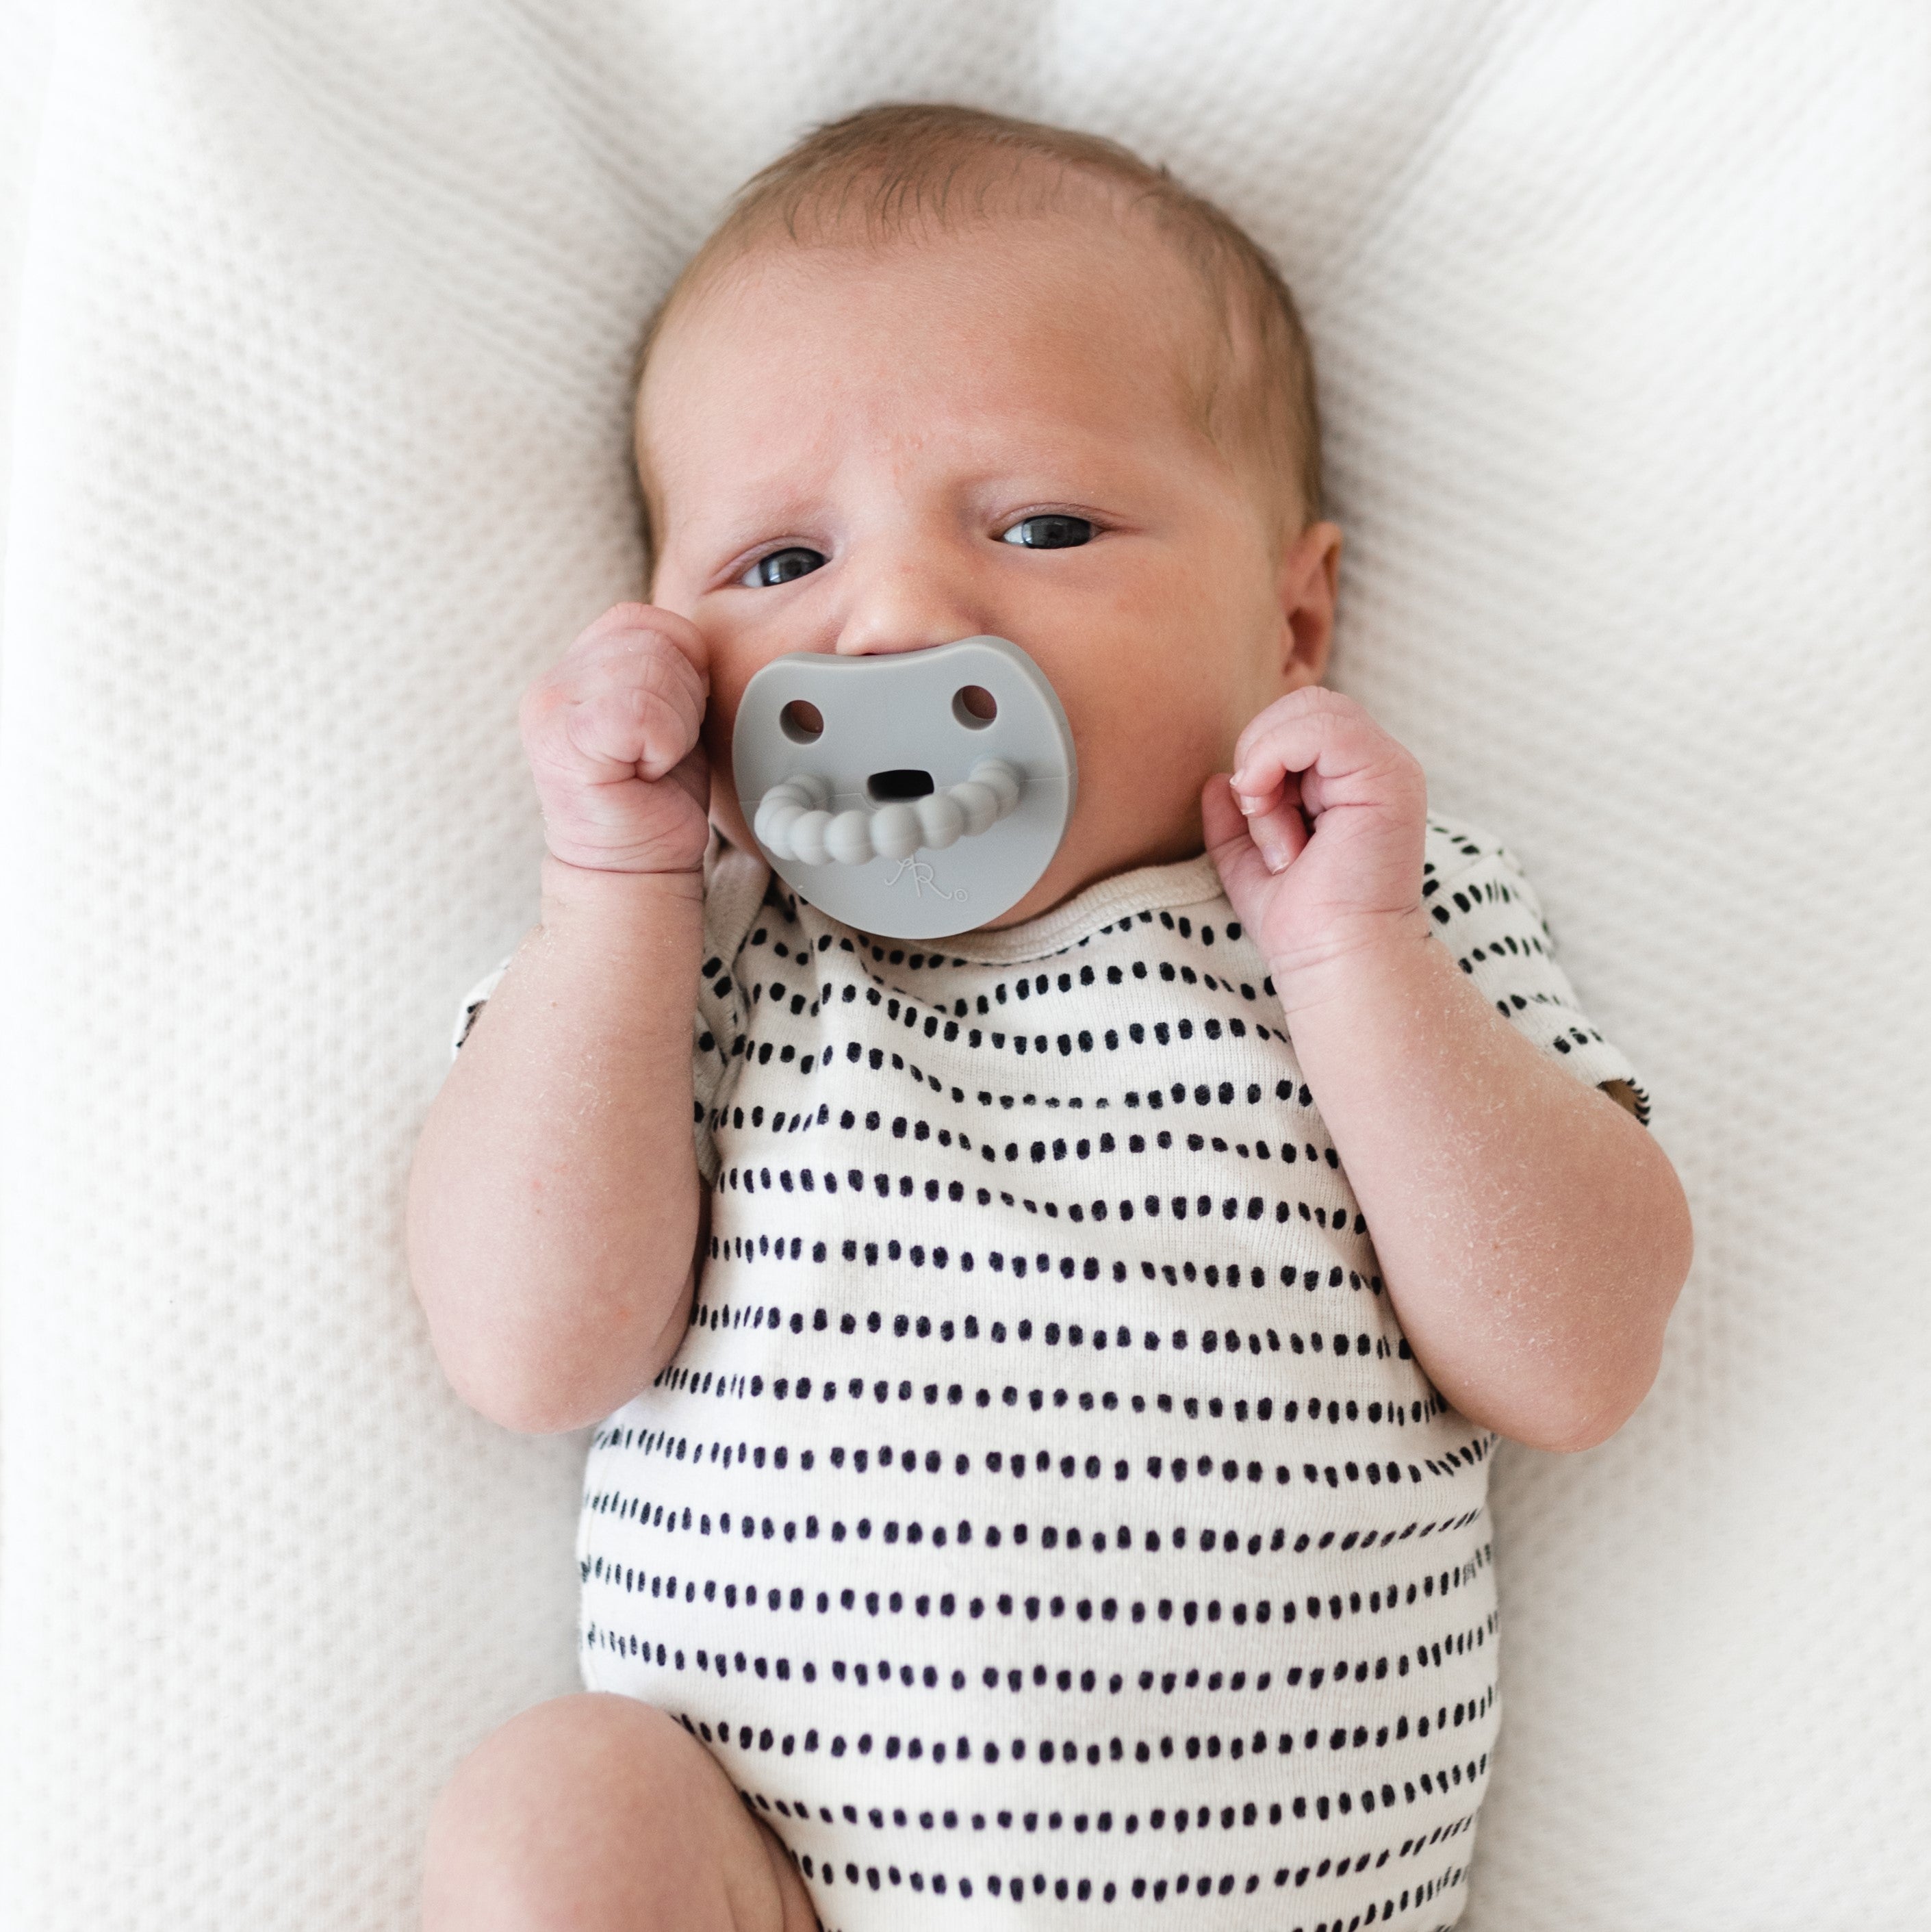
top-left (422, 1694), bottom-right (672, 1930)
top-left (421, 1693), bottom-right (802, 1932)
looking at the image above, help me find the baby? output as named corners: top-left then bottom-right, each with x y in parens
top-left (409, 103), bottom-right (1691, 1932)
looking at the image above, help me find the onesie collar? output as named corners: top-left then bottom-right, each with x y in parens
top-left (927, 852), bottom-right (1227, 965)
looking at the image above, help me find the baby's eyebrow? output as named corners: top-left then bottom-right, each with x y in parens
top-left (665, 434), bottom-right (1167, 570)
top-left (676, 502), bottom-right (826, 568)
top-left (670, 506), bottom-right (838, 573)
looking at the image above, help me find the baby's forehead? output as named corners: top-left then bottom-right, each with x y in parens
top-left (636, 127), bottom-right (1318, 560)
top-left (693, 186), bottom-right (1210, 340)
top-left (642, 199), bottom-right (1223, 456)
top-left (739, 150), bottom-right (1183, 272)
top-left (633, 170), bottom-right (1311, 567)
top-left (638, 223), bottom-right (1223, 544)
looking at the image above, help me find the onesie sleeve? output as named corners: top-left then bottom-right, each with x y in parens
top-left (447, 832), bottom-right (774, 1183)
top-left (450, 956), bottom-right (512, 1059)
top-left (1421, 815), bottom-right (1651, 1124)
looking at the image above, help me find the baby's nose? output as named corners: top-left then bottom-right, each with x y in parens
top-left (834, 555), bottom-right (986, 659)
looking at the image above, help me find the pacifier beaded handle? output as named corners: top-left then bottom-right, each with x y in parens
top-left (753, 758), bottom-right (1023, 866)
top-left (730, 635), bottom-right (1077, 940)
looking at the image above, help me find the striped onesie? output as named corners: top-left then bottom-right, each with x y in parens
top-left (453, 815), bottom-right (1644, 1931)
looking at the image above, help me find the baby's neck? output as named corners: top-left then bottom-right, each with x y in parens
top-left (975, 824), bottom-right (1209, 929)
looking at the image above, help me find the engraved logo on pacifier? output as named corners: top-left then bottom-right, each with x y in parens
top-left (886, 856), bottom-right (963, 902)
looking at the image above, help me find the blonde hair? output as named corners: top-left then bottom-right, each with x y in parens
top-left (632, 102), bottom-right (1323, 574)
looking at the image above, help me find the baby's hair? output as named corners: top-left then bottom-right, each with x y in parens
top-left (632, 102), bottom-right (1323, 576)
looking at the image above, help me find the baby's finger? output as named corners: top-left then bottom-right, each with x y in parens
top-left (569, 646), bottom-right (708, 769)
top-left (1201, 773), bottom-right (1306, 891)
top-left (572, 601), bottom-right (711, 684)
top-left (569, 625), bottom-right (708, 726)
top-left (1201, 773), bottom-right (1257, 874)
top-left (1229, 689), bottom-right (1390, 816)
top-left (1246, 793), bottom-right (1309, 874)
top-left (561, 675), bottom-right (699, 780)
top-left (1228, 765), bottom-right (1308, 867)
top-left (1212, 767), bottom-right (1308, 876)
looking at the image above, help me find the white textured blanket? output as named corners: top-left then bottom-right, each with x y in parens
top-left (2, 3), bottom-right (1926, 1927)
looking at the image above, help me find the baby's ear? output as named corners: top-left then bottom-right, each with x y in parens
top-left (1277, 519), bottom-right (1342, 683)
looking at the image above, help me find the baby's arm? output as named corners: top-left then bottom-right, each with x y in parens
top-left (1204, 690), bottom-right (1693, 1455)
top-left (406, 607), bottom-right (713, 1436)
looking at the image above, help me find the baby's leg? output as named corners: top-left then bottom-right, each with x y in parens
top-left (422, 1692), bottom-right (818, 1932)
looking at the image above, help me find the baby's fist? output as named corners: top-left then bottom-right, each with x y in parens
top-left (520, 604), bottom-right (711, 875)
top-left (1203, 688), bottom-right (1429, 1009)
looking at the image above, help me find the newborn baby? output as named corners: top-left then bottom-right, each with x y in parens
top-left (409, 103), bottom-right (1692, 1932)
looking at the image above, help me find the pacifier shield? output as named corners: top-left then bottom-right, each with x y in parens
top-left (731, 636), bottom-right (1077, 939)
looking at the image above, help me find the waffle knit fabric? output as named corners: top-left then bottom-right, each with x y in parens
top-left (7, 6), bottom-right (1928, 1928)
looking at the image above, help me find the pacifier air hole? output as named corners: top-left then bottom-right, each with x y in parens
top-left (779, 699), bottom-right (823, 743)
top-left (953, 685), bottom-right (997, 726)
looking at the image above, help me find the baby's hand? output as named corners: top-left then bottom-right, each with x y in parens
top-left (1202, 688), bottom-right (1429, 1008)
top-left (520, 603), bottom-right (712, 875)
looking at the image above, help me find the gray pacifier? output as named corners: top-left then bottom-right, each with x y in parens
top-left (731, 636), bottom-right (1077, 940)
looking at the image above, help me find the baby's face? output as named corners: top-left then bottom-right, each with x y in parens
top-left (641, 211), bottom-right (1338, 926)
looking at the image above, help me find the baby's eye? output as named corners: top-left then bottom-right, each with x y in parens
top-left (742, 546), bottom-right (827, 587)
top-left (1000, 514), bottom-right (1095, 550)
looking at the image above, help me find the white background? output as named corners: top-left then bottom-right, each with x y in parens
top-left (2, 2), bottom-right (1927, 1925)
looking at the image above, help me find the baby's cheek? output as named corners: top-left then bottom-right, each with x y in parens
top-left (1073, 711), bottom-right (1220, 848)
top-left (702, 704), bottom-right (751, 834)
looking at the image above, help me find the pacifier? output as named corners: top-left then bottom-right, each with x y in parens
top-left (731, 636), bottom-right (1078, 939)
